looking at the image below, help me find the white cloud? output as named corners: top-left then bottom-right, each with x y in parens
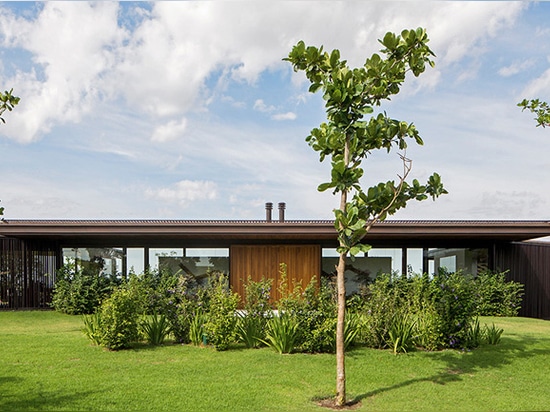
top-left (0, 1), bottom-right (527, 144)
top-left (498, 59), bottom-right (536, 77)
top-left (0, 2), bottom-right (125, 143)
top-left (253, 99), bottom-right (275, 113)
top-left (151, 118), bottom-right (188, 142)
top-left (271, 112), bottom-right (296, 121)
top-left (145, 180), bottom-right (218, 206)
top-left (521, 67), bottom-right (550, 98)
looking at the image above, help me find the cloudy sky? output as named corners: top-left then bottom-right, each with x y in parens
top-left (0, 1), bottom-right (549, 221)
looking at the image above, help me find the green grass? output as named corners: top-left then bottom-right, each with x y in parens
top-left (1, 312), bottom-right (549, 411)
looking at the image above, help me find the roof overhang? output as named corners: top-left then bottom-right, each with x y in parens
top-left (2, 219), bottom-right (550, 248)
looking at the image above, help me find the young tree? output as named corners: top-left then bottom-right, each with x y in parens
top-left (518, 98), bottom-right (550, 128)
top-left (285, 28), bottom-right (447, 406)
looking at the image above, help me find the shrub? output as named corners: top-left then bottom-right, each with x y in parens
top-left (236, 277), bottom-right (273, 348)
top-left (358, 271), bottom-right (477, 350)
top-left (262, 312), bottom-right (300, 354)
top-left (236, 314), bottom-right (265, 348)
top-left (485, 323), bottom-right (504, 345)
top-left (189, 313), bottom-right (208, 346)
top-left (82, 312), bottom-right (102, 346)
top-left (141, 313), bottom-right (171, 345)
top-left (203, 273), bottom-right (239, 351)
top-left (474, 271), bottom-right (524, 317)
top-left (51, 260), bottom-right (118, 315)
top-left (387, 312), bottom-right (417, 355)
top-left (99, 287), bottom-right (140, 350)
top-left (464, 317), bottom-right (484, 349)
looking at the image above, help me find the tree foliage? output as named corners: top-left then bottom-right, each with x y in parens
top-left (0, 88), bottom-right (19, 124)
top-left (518, 98), bottom-right (550, 128)
top-left (0, 88), bottom-right (19, 220)
top-left (285, 27), bottom-right (447, 406)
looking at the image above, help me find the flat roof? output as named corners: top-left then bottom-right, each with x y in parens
top-left (2, 219), bottom-right (550, 248)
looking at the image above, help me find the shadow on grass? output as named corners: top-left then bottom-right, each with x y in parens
top-left (350, 334), bottom-right (548, 403)
top-left (0, 377), bottom-right (98, 411)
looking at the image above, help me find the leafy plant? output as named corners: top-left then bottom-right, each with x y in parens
top-left (141, 313), bottom-right (171, 345)
top-left (236, 313), bottom-right (266, 348)
top-left (485, 323), bottom-right (504, 345)
top-left (189, 313), bottom-right (208, 346)
top-left (82, 312), bottom-right (102, 346)
top-left (51, 260), bottom-right (118, 315)
top-left (387, 312), bottom-right (417, 355)
top-left (464, 317), bottom-right (484, 349)
top-left (262, 312), bottom-right (300, 354)
top-left (98, 287), bottom-right (140, 350)
top-left (203, 273), bottom-right (239, 351)
top-left (474, 271), bottom-right (524, 317)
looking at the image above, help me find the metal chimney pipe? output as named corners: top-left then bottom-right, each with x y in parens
top-left (278, 202), bottom-right (286, 222)
top-left (265, 202), bottom-right (273, 222)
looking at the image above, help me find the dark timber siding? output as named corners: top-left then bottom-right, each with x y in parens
top-left (494, 242), bottom-right (550, 320)
top-left (0, 238), bottom-right (58, 309)
top-left (230, 245), bottom-right (320, 302)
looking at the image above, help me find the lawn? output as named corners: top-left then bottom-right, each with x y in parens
top-left (1, 311), bottom-right (549, 411)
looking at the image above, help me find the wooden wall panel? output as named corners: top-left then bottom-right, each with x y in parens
top-left (230, 245), bottom-right (320, 302)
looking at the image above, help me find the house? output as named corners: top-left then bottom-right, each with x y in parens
top-left (1, 203), bottom-right (550, 319)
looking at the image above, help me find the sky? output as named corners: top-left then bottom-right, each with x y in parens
top-left (0, 1), bottom-right (550, 222)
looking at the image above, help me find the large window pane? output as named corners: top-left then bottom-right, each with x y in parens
top-left (322, 248), bottom-right (392, 294)
top-left (126, 248), bottom-right (144, 276)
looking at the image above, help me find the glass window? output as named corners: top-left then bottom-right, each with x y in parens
top-left (126, 248), bottom-right (144, 276)
top-left (406, 248), bottom-right (424, 275)
top-left (368, 248), bottom-right (403, 274)
top-left (62, 247), bottom-right (123, 277)
top-left (322, 248), bottom-right (392, 295)
top-left (148, 248), bottom-right (184, 272)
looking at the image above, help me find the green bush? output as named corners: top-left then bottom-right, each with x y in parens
top-left (485, 323), bottom-right (504, 345)
top-left (51, 260), bottom-right (118, 315)
top-left (82, 312), bottom-right (102, 345)
top-left (474, 270), bottom-right (524, 317)
top-left (203, 273), bottom-right (239, 351)
top-left (358, 271), bottom-right (477, 350)
top-left (140, 313), bottom-right (171, 345)
top-left (98, 287), bottom-right (140, 350)
top-left (189, 313), bottom-right (207, 346)
top-left (236, 277), bottom-right (273, 348)
top-left (387, 312), bottom-right (417, 355)
top-left (262, 312), bottom-right (300, 354)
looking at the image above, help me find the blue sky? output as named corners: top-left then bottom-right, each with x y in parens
top-left (1, 1), bottom-right (550, 221)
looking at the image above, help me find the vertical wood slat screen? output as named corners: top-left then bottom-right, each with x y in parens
top-left (230, 245), bottom-right (321, 302)
top-left (494, 242), bottom-right (550, 320)
top-left (0, 238), bottom-right (58, 309)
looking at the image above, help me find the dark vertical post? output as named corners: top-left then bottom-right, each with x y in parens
top-left (401, 247), bottom-right (408, 277)
top-left (278, 202), bottom-right (286, 222)
top-left (422, 248), bottom-right (429, 274)
top-left (265, 202), bottom-right (273, 222)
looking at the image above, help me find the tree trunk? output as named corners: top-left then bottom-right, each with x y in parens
top-left (335, 137), bottom-right (350, 406)
top-left (335, 249), bottom-right (347, 406)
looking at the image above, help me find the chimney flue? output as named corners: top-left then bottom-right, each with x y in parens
top-left (265, 202), bottom-right (273, 222)
top-left (278, 202), bottom-right (286, 222)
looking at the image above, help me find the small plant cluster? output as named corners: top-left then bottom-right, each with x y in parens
top-left (355, 269), bottom-right (520, 353)
top-left (51, 258), bottom-right (120, 315)
top-left (473, 270), bottom-right (524, 317)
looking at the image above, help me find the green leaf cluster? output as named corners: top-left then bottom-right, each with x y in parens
top-left (285, 28), bottom-right (446, 257)
top-left (518, 98), bottom-right (550, 128)
top-left (0, 88), bottom-right (19, 124)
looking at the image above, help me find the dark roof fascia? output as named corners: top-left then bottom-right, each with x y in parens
top-left (2, 220), bottom-right (550, 247)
